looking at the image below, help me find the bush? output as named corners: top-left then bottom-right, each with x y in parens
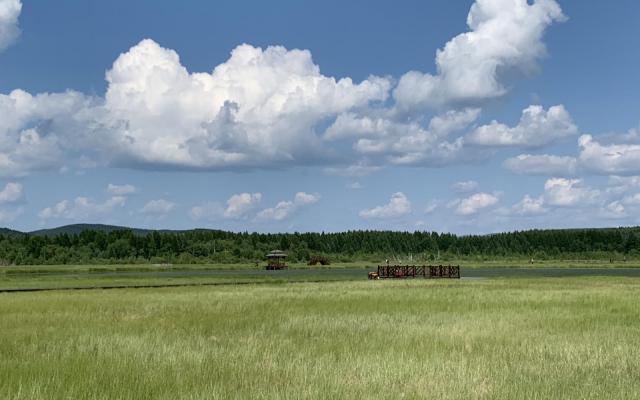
top-left (308, 255), bottom-right (330, 265)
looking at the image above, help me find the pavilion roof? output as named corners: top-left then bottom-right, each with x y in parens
top-left (266, 250), bottom-right (287, 258)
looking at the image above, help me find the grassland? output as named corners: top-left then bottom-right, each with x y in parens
top-left (2, 258), bottom-right (638, 275)
top-left (1, 276), bottom-right (640, 399)
top-left (2, 260), bottom-right (640, 291)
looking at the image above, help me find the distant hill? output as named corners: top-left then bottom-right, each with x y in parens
top-left (0, 227), bottom-right (24, 236)
top-left (28, 224), bottom-right (155, 236)
top-left (26, 224), bottom-right (220, 237)
top-left (1, 223), bottom-right (638, 238)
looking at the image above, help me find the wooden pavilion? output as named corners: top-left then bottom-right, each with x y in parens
top-left (266, 250), bottom-right (288, 270)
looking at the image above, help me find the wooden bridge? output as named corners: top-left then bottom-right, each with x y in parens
top-left (370, 265), bottom-right (460, 279)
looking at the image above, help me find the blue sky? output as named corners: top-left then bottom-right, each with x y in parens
top-left (0, 0), bottom-right (639, 233)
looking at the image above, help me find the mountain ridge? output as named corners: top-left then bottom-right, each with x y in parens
top-left (0, 227), bottom-right (24, 236)
top-left (1, 223), bottom-right (639, 237)
top-left (6, 224), bottom-right (219, 237)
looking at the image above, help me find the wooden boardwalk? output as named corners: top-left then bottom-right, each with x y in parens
top-left (374, 265), bottom-right (460, 279)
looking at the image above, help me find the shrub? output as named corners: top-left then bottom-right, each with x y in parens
top-left (308, 255), bottom-right (330, 265)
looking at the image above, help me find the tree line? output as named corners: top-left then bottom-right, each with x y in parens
top-left (0, 227), bottom-right (639, 265)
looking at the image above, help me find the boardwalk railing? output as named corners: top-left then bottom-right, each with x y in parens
top-left (375, 265), bottom-right (460, 279)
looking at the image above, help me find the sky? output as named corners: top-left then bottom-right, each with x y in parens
top-left (0, 0), bottom-right (639, 234)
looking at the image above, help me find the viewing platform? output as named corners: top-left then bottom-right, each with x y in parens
top-left (369, 265), bottom-right (460, 279)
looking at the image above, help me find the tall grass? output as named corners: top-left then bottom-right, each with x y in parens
top-left (1, 278), bottom-right (639, 399)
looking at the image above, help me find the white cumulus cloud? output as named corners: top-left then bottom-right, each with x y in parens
top-left (467, 105), bottom-right (577, 148)
top-left (256, 192), bottom-right (320, 221)
top-left (394, 0), bottom-right (565, 110)
top-left (424, 200), bottom-right (439, 214)
top-left (0, 0), bottom-right (21, 51)
top-left (39, 196), bottom-right (126, 220)
top-left (255, 201), bottom-right (297, 221)
top-left (359, 192), bottom-right (411, 219)
top-left (599, 201), bottom-right (626, 219)
top-left (224, 192), bottom-right (262, 219)
top-left (0, 40), bottom-right (391, 176)
top-left (100, 40), bottom-right (390, 170)
top-left (0, 89), bottom-right (97, 177)
top-left (607, 176), bottom-right (640, 196)
top-left (503, 154), bottom-right (577, 176)
top-left (543, 178), bottom-right (599, 207)
top-left (451, 180), bottom-right (479, 193)
top-left (326, 108), bottom-right (481, 166)
top-left (455, 192), bottom-right (498, 215)
top-left (294, 192), bottom-right (320, 205)
top-left (0, 182), bottom-right (23, 204)
top-left (0, 0), bottom-right (569, 176)
top-left (578, 134), bottom-right (640, 175)
top-left (511, 195), bottom-right (547, 215)
top-left (346, 181), bottom-right (364, 190)
top-left (107, 183), bottom-right (137, 196)
top-left (141, 199), bottom-right (175, 215)
top-left (190, 192), bottom-right (263, 221)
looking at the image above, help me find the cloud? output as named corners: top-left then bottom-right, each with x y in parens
top-left (607, 176), bottom-right (640, 196)
top-left (596, 128), bottom-right (640, 145)
top-left (293, 192), bottom-right (318, 205)
top-left (0, 89), bottom-right (100, 177)
top-left (451, 180), bottom-right (479, 193)
top-left (578, 134), bottom-right (640, 175)
top-left (141, 199), bottom-right (175, 215)
top-left (189, 202), bottom-right (224, 221)
top-left (39, 196), bottom-right (126, 220)
top-left (622, 193), bottom-right (640, 206)
top-left (455, 192), bottom-right (498, 215)
top-left (325, 107), bottom-right (480, 142)
top-left (0, 182), bottom-right (23, 204)
top-left (543, 178), bottom-right (599, 207)
top-left (599, 201), bottom-right (626, 219)
top-left (359, 192), bottom-right (411, 219)
top-left (424, 200), bottom-right (439, 214)
top-left (511, 195), bottom-right (547, 215)
top-left (466, 105), bottom-right (577, 147)
top-left (0, 0), bottom-right (21, 51)
top-left (325, 108), bottom-right (481, 166)
top-left (446, 199), bottom-right (461, 209)
top-left (189, 192), bottom-right (263, 221)
top-left (0, 40), bottom-right (391, 176)
top-left (100, 40), bottom-right (390, 170)
top-left (223, 192), bottom-right (262, 218)
top-left (0, 206), bottom-right (22, 223)
top-left (107, 183), bottom-right (137, 196)
top-left (255, 201), bottom-right (297, 221)
top-left (256, 192), bottom-right (320, 221)
top-left (393, 0), bottom-right (565, 110)
top-left (506, 178), bottom-right (607, 217)
top-left (503, 154), bottom-right (577, 176)
top-left (499, 177), bottom-right (634, 220)
top-left (324, 164), bottom-right (382, 178)
top-left (0, 0), bottom-right (566, 176)
top-left (191, 191), bottom-right (318, 222)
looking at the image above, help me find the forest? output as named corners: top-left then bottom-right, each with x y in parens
top-left (1, 226), bottom-right (640, 265)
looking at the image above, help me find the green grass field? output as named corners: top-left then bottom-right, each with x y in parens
top-left (2, 258), bottom-right (638, 275)
top-left (3, 260), bottom-right (640, 291)
top-left (2, 276), bottom-right (640, 399)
